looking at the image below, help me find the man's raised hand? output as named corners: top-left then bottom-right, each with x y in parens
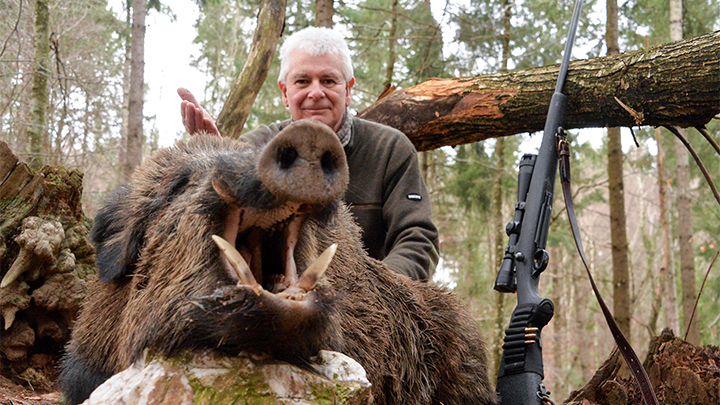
top-left (178, 87), bottom-right (221, 137)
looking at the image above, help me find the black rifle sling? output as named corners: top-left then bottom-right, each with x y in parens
top-left (557, 136), bottom-right (659, 405)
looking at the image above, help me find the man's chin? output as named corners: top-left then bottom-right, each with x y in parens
top-left (301, 114), bottom-right (338, 131)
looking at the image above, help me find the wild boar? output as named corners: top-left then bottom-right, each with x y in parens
top-left (59, 120), bottom-right (496, 405)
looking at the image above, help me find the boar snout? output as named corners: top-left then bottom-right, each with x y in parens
top-left (258, 119), bottom-right (349, 206)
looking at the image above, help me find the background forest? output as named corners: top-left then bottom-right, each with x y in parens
top-left (1, 0), bottom-right (719, 400)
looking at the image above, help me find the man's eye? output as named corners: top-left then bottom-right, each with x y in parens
top-left (322, 79), bottom-right (337, 86)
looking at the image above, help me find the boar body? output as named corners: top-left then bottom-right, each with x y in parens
top-left (60, 121), bottom-right (496, 405)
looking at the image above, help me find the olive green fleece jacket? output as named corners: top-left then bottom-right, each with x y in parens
top-left (241, 117), bottom-right (440, 281)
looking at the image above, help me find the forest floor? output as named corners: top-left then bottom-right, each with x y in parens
top-left (0, 374), bottom-right (61, 405)
top-left (1, 329), bottom-right (719, 405)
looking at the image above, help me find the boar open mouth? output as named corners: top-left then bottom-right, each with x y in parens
top-left (213, 202), bottom-right (335, 301)
top-left (209, 120), bottom-right (348, 303)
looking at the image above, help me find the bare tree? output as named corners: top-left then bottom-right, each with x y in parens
top-left (492, 0), bottom-right (513, 378)
top-left (27, 0), bottom-right (50, 170)
top-left (122, 0), bottom-right (146, 182)
top-left (669, 0), bottom-right (700, 346)
top-left (119, 0), bottom-right (132, 184)
top-left (606, 0), bottom-right (631, 340)
top-left (655, 128), bottom-right (680, 334)
top-left (216, 0), bottom-right (286, 139)
top-left (315, 0), bottom-right (334, 27)
top-left (383, 0), bottom-right (399, 91)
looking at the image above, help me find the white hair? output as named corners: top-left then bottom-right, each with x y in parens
top-left (278, 27), bottom-right (354, 84)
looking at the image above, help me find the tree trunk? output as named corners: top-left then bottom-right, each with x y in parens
top-left (384, 0), bottom-right (399, 90)
top-left (674, 137), bottom-right (700, 344)
top-left (669, 0), bottom-right (700, 346)
top-left (358, 31), bottom-right (720, 151)
top-left (492, 0), bottom-right (512, 380)
top-left (122, 0), bottom-right (146, 182)
top-left (655, 128), bottom-right (680, 334)
top-left (315, 0), bottom-right (334, 28)
top-left (491, 136), bottom-right (505, 379)
top-left (0, 141), bottom-right (93, 374)
top-left (27, 0), bottom-right (50, 171)
top-left (606, 0), bottom-right (631, 341)
top-left (119, 1), bottom-right (132, 184)
top-left (607, 125), bottom-right (631, 339)
top-left (216, 0), bottom-right (286, 139)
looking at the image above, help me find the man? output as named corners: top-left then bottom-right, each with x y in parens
top-left (179, 27), bottom-right (439, 281)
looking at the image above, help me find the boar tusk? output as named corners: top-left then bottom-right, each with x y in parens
top-left (295, 244), bottom-right (337, 292)
top-left (283, 215), bottom-right (303, 286)
top-left (212, 235), bottom-right (262, 295)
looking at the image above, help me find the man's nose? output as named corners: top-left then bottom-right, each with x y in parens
top-left (307, 81), bottom-right (325, 99)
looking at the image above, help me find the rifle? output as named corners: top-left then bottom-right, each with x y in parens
top-left (494, 0), bottom-right (584, 403)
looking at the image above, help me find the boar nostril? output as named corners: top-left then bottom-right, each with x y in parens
top-left (258, 120), bottom-right (349, 206)
top-left (277, 147), bottom-right (298, 170)
top-left (320, 151), bottom-right (336, 175)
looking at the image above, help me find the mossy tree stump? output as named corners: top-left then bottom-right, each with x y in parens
top-left (0, 140), bottom-right (95, 388)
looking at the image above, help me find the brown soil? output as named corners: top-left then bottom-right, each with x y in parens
top-left (0, 374), bottom-right (61, 405)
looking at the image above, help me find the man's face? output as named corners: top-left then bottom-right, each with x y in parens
top-left (279, 50), bottom-right (355, 132)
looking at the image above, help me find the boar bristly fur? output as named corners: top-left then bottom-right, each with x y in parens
top-left (60, 120), bottom-right (497, 405)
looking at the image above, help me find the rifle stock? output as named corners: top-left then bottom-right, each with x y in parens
top-left (495, 1), bottom-right (584, 403)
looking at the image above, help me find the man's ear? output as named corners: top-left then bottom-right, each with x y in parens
top-left (345, 77), bottom-right (355, 107)
top-left (279, 81), bottom-right (289, 108)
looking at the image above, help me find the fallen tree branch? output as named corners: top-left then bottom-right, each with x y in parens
top-left (359, 31), bottom-right (720, 151)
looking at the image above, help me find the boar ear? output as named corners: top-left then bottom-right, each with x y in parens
top-left (90, 186), bottom-right (143, 283)
top-left (212, 178), bottom-right (235, 204)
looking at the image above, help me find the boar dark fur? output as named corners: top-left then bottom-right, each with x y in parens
top-left (60, 124), bottom-right (497, 405)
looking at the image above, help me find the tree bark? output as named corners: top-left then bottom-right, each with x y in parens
top-left (606, 0), bottom-right (631, 341)
top-left (675, 135), bottom-right (700, 344)
top-left (608, 125), bottom-right (631, 339)
top-left (384, 0), bottom-right (399, 90)
top-left (0, 140), bottom-right (93, 369)
top-left (655, 128), bottom-right (680, 334)
top-left (315, 0), bottom-right (334, 28)
top-left (491, 136), bottom-right (505, 379)
top-left (119, 1), bottom-right (132, 184)
top-left (669, 0), bottom-right (700, 346)
top-left (492, 0), bottom-right (512, 380)
top-left (358, 31), bottom-right (720, 152)
top-left (122, 0), bottom-right (146, 182)
top-left (216, 0), bottom-right (286, 139)
top-left (27, 0), bottom-right (50, 171)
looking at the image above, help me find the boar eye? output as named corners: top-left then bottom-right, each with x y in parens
top-left (277, 146), bottom-right (298, 170)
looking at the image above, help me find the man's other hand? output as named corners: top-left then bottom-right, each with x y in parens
top-left (178, 87), bottom-right (221, 137)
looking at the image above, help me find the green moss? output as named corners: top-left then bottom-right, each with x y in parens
top-left (187, 368), bottom-right (275, 405)
top-left (0, 199), bottom-right (34, 240)
top-left (310, 382), bottom-right (359, 405)
top-left (159, 354), bottom-right (370, 405)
